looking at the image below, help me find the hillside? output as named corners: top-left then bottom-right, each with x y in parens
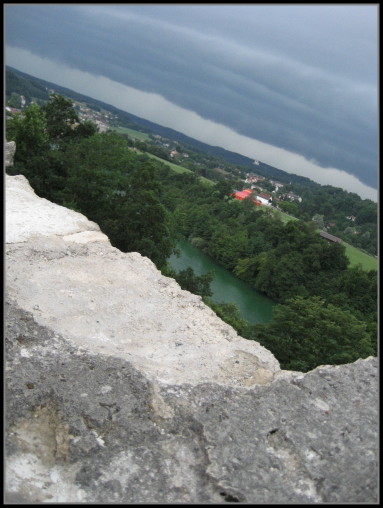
top-left (6, 66), bottom-right (315, 185)
top-left (6, 66), bottom-right (377, 258)
top-left (6, 66), bottom-right (50, 104)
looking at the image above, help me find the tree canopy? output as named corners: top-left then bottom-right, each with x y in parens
top-left (253, 296), bottom-right (374, 372)
top-left (42, 93), bottom-right (80, 143)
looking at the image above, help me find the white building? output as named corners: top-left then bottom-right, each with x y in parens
top-left (256, 192), bottom-right (273, 206)
top-left (286, 192), bottom-right (302, 202)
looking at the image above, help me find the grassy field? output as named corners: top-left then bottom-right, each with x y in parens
top-left (269, 207), bottom-right (298, 223)
top-left (146, 153), bottom-right (215, 185)
top-left (343, 242), bottom-right (377, 271)
top-left (143, 153), bottom-right (191, 173)
top-left (113, 127), bottom-right (214, 185)
top-left (313, 229), bottom-right (377, 271)
top-left (113, 126), bottom-right (151, 141)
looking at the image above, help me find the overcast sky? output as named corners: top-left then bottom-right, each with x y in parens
top-left (5, 4), bottom-right (378, 200)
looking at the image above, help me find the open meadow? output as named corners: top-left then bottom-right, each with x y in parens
top-left (113, 126), bottom-right (151, 141)
top-left (343, 242), bottom-right (377, 271)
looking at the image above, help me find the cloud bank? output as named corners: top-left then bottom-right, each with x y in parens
top-left (5, 4), bottom-right (377, 192)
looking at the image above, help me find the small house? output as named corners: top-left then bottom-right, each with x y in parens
top-left (231, 189), bottom-right (262, 206)
top-left (256, 192), bottom-right (273, 206)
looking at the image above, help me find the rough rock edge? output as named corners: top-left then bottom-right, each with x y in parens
top-left (5, 298), bottom-right (378, 503)
top-left (5, 140), bottom-right (16, 167)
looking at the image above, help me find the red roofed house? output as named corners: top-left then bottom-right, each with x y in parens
top-left (231, 189), bottom-right (262, 206)
top-left (232, 189), bottom-right (253, 200)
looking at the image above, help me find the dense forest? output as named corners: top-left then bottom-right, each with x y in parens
top-left (157, 169), bottom-right (377, 369)
top-left (6, 94), bottom-right (377, 372)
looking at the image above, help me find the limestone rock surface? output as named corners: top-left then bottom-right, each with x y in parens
top-left (5, 140), bottom-right (16, 167)
top-left (5, 174), bottom-right (378, 503)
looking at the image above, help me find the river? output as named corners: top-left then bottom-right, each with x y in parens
top-left (168, 239), bottom-right (275, 324)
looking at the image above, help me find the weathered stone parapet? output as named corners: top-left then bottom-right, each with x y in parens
top-left (5, 140), bottom-right (16, 167)
top-left (5, 298), bottom-right (378, 503)
top-left (5, 174), bottom-right (378, 503)
top-left (5, 174), bottom-right (280, 388)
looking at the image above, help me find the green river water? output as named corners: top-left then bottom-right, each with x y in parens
top-left (168, 239), bottom-right (276, 324)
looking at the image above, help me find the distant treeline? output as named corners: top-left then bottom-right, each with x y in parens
top-left (6, 67), bottom-right (50, 104)
top-left (5, 67), bottom-right (315, 186)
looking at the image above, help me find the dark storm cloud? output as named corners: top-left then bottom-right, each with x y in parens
top-left (5, 4), bottom-right (377, 189)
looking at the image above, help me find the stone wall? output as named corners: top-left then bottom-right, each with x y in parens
top-left (5, 140), bottom-right (16, 167)
top-left (5, 174), bottom-right (378, 503)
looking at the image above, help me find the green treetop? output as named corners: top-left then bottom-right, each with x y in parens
top-left (254, 296), bottom-right (374, 372)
